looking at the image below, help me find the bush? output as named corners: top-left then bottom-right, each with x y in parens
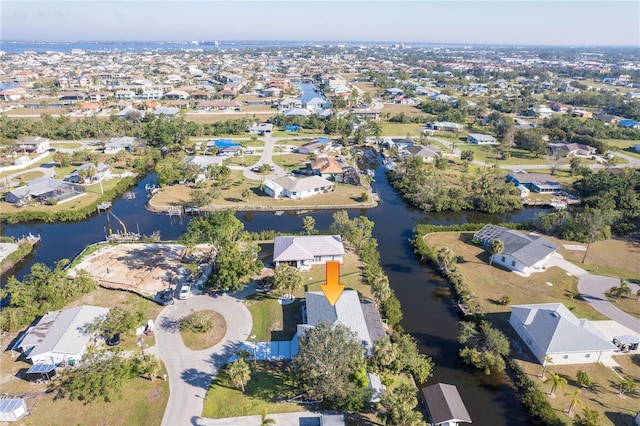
top-left (360, 192), bottom-right (369, 202)
top-left (47, 198), bottom-right (58, 205)
top-left (181, 310), bottom-right (213, 333)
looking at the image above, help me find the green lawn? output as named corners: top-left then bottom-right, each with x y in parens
top-left (202, 361), bottom-right (304, 419)
top-left (605, 139), bottom-right (640, 160)
top-left (50, 142), bottom-right (82, 149)
top-left (246, 294), bottom-right (302, 342)
top-left (271, 153), bottom-right (309, 170)
top-left (380, 122), bottom-right (423, 137)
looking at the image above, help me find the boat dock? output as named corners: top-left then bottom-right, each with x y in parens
top-left (96, 201), bottom-right (112, 212)
top-left (167, 206), bottom-right (182, 218)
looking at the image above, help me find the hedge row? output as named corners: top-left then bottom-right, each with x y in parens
top-left (411, 223), bottom-right (561, 425)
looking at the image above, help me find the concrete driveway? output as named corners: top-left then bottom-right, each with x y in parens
top-left (154, 290), bottom-right (253, 426)
top-left (547, 253), bottom-right (640, 332)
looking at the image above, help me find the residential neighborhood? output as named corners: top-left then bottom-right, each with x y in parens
top-left (1, 32), bottom-right (639, 426)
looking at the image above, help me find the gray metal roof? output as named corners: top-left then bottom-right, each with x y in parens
top-left (511, 303), bottom-right (617, 354)
top-left (305, 290), bottom-right (373, 354)
top-left (0, 398), bottom-right (26, 414)
top-left (273, 235), bottom-right (344, 262)
top-left (404, 144), bottom-right (440, 158)
top-left (270, 175), bottom-right (334, 193)
top-left (422, 383), bottom-right (472, 425)
top-left (26, 305), bottom-right (109, 359)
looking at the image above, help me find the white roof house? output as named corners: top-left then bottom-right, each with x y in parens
top-left (17, 136), bottom-right (50, 153)
top-left (273, 235), bottom-right (345, 270)
top-left (300, 290), bottom-right (374, 355)
top-left (467, 133), bottom-right (498, 145)
top-left (263, 176), bottom-right (334, 200)
top-left (16, 305), bottom-right (109, 365)
top-left (509, 303), bottom-right (617, 365)
top-left (104, 136), bottom-right (137, 154)
top-left (473, 225), bottom-right (558, 275)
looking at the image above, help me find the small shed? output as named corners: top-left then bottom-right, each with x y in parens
top-left (613, 335), bottom-right (639, 352)
top-left (422, 383), bottom-right (472, 426)
top-left (26, 363), bottom-right (57, 382)
top-left (0, 398), bottom-right (28, 422)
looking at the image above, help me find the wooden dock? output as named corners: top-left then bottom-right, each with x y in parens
top-left (96, 201), bottom-right (112, 212)
top-left (457, 301), bottom-right (473, 319)
top-left (167, 206), bottom-right (182, 218)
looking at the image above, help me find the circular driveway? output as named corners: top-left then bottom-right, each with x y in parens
top-left (154, 291), bottom-right (253, 426)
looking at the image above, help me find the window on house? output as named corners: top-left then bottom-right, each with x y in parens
top-left (585, 354), bottom-right (590, 358)
top-left (313, 256), bottom-right (321, 262)
top-left (511, 261), bottom-right (516, 267)
top-left (501, 256), bottom-right (506, 262)
top-left (563, 355), bottom-right (568, 359)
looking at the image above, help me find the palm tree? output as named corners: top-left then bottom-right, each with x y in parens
top-left (618, 377), bottom-right (638, 396)
top-left (227, 358), bottom-right (251, 393)
top-left (548, 372), bottom-right (567, 398)
top-left (488, 239), bottom-right (504, 266)
top-left (573, 406), bottom-right (600, 426)
top-left (260, 408), bottom-right (276, 425)
top-left (540, 355), bottom-right (554, 378)
top-left (609, 279), bottom-right (632, 303)
top-left (302, 216), bottom-right (315, 235)
top-left (565, 389), bottom-right (582, 414)
top-left (241, 188), bottom-right (251, 203)
top-left (437, 247), bottom-right (456, 274)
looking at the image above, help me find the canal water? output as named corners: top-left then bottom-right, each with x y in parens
top-left (2, 165), bottom-right (543, 424)
top-left (295, 82), bottom-right (326, 105)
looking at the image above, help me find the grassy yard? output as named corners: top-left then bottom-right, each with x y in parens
top-left (605, 138), bottom-right (640, 160)
top-left (180, 310), bottom-right (227, 350)
top-left (202, 361), bottom-right (304, 419)
top-left (0, 286), bottom-right (168, 426)
top-left (382, 103), bottom-right (429, 119)
top-left (224, 155), bottom-right (261, 166)
top-left (271, 153), bottom-right (309, 170)
top-left (150, 178), bottom-right (371, 210)
top-left (380, 122), bottom-right (423, 136)
top-left (422, 232), bottom-right (607, 321)
top-left (514, 355), bottom-right (640, 426)
top-left (50, 142), bottom-right (82, 149)
top-left (12, 170), bottom-right (45, 181)
top-left (185, 111), bottom-right (277, 124)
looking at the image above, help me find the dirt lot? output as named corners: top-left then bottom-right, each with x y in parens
top-left (74, 243), bottom-right (212, 297)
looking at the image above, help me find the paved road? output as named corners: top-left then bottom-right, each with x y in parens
top-left (547, 254), bottom-right (640, 332)
top-left (155, 289), bottom-right (253, 426)
top-left (242, 133), bottom-right (289, 181)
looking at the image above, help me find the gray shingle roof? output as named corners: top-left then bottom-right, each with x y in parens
top-left (273, 235), bottom-right (344, 262)
top-left (474, 225), bottom-right (558, 267)
top-left (422, 383), bottom-right (472, 425)
top-left (305, 290), bottom-right (373, 354)
top-left (511, 303), bottom-right (617, 354)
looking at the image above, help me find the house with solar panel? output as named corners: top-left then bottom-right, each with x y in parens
top-left (473, 224), bottom-right (558, 275)
top-left (510, 303), bottom-right (617, 365)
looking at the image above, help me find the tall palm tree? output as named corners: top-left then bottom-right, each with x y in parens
top-left (227, 358), bottom-right (251, 393)
top-left (565, 389), bottom-right (582, 414)
top-left (540, 355), bottom-right (554, 378)
top-left (437, 247), bottom-right (456, 274)
top-left (548, 372), bottom-right (567, 397)
top-left (573, 406), bottom-right (600, 426)
top-left (489, 239), bottom-right (504, 266)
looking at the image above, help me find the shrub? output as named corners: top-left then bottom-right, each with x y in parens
top-left (181, 310), bottom-right (213, 333)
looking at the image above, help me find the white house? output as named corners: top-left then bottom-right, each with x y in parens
top-left (104, 136), bottom-right (137, 154)
top-left (422, 383), bottom-right (472, 426)
top-left (263, 175), bottom-right (334, 200)
top-left (16, 305), bottom-right (109, 366)
top-left (473, 224), bottom-right (558, 275)
top-left (17, 137), bottom-right (50, 153)
top-left (467, 133), bottom-right (498, 145)
top-left (273, 235), bottom-right (345, 269)
top-left (510, 303), bottom-right (617, 365)
top-left (403, 145), bottom-right (441, 163)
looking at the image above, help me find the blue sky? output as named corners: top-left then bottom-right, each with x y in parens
top-left (2, 1), bottom-right (639, 47)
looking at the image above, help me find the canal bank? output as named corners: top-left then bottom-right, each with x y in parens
top-left (2, 167), bottom-right (545, 424)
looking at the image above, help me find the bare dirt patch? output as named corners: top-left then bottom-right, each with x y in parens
top-left (73, 243), bottom-right (211, 297)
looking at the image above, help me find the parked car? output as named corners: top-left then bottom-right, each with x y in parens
top-left (179, 284), bottom-right (191, 300)
top-left (157, 289), bottom-right (174, 306)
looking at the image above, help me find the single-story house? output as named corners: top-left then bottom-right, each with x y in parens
top-left (506, 172), bottom-right (562, 193)
top-left (15, 305), bottom-right (109, 366)
top-left (298, 290), bottom-right (375, 356)
top-left (273, 235), bottom-right (345, 269)
top-left (425, 122), bottom-right (464, 132)
top-left (298, 138), bottom-right (330, 155)
top-left (382, 137), bottom-right (414, 149)
top-left (0, 398), bottom-right (28, 422)
top-left (116, 106), bottom-right (142, 119)
top-left (183, 155), bottom-right (224, 171)
top-left (467, 133), bottom-right (497, 145)
top-left (284, 108), bottom-right (311, 117)
top-left (64, 162), bottom-right (111, 183)
top-left (278, 98), bottom-right (303, 110)
top-left (247, 122), bottom-right (273, 135)
top-left (549, 142), bottom-right (597, 157)
top-left (422, 383), bottom-right (472, 426)
top-left (104, 136), bottom-right (137, 154)
top-left (403, 145), bottom-right (441, 163)
top-left (263, 175), bottom-right (334, 200)
top-left (350, 107), bottom-right (380, 120)
top-left (305, 97), bottom-right (330, 112)
top-left (473, 224), bottom-right (559, 275)
top-left (17, 136), bottom-right (50, 153)
top-left (510, 303), bottom-right (617, 365)
top-left (309, 157), bottom-right (344, 181)
top-left (153, 106), bottom-right (179, 118)
top-left (5, 178), bottom-right (86, 205)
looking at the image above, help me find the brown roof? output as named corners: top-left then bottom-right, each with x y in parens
top-left (311, 157), bottom-right (343, 174)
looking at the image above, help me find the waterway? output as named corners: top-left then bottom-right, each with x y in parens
top-left (2, 164), bottom-right (545, 424)
top-left (295, 82), bottom-right (326, 105)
